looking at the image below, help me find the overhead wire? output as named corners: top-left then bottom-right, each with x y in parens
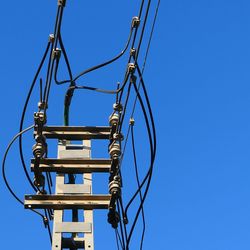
top-left (19, 41), bottom-right (51, 192)
top-left (2, 125), bottom-right (50, 222)
top-left (131, 125), bottom-right (146, 250)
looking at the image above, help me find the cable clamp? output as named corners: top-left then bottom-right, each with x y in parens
top-left (132, 16), bottom-right (140, 28)
top-left (128, 63), bottom-right (136, 74)
top-left (130, 48), bottom-right (136, 56)
top-left (48, 34), bottom-right (55, 43)
top-left (43, 216), bottom-right (49, 228)
top-left (113, 133), bottom-right (124, 141)
top-left (129, 118), bottom-right (135, 126)
top-left (52, 48), bottom-right (61, 60)
top-left (58, 0), bottom-right (66, 7)
top-left (113, 103), bottom-right (123, 112)
top-left (38, 101), bottom-right (48, 110)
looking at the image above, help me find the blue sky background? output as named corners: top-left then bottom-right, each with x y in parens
top-left (1, 0), bottom-right (250, 249)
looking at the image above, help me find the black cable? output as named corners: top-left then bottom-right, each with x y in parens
top-left (125, 75), bottom-right (157, 249)
top-left (2, 125), bottom-right (47, 221)
top-left (130, 0), bottom-right (161, 118)
top-left (131, 125), bottom-right (146, 250)
top-left (116, 228), bottom-right (125, 250)
top-left (19, 42), bottom-right (51, 192)
top-left (117, 200), bottom-right (126, 249)
top-left (44, 209), bottom-right (52, 243)
top-left (73, 24), bottom-right (134, 83)
top-left (65, 69), bottom-right (131, 95)
top-left (121, 0), bottom-right (160, 213)
top-left (43, 6), bottom-right (61, 102)
top-left (54, 32), bottom-right (73, 85)
top-left (134, 0), bottom-right (152, 63)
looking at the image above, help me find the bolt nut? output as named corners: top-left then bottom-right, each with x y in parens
top-left (52, 48), bottom-right (61, 60)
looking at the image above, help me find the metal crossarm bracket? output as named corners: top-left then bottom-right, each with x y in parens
top-left (30, 158), bottom-right (111, 173)
top-left (35, 126), bottom-right (111, 140)
top-left (25, 194), bottom-right (111, 210)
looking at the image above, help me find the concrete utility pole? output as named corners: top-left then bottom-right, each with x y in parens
top-left (25, 126), bottom-right (112, 249)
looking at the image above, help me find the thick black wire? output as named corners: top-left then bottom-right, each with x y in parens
top-left (43, 5), bottom-right (65, 110)
top-left (44, 209), bottom-right (52, 243)
top-left (115, 229), bottom-right (121, 250)
top-left (118, 0), bottom-right (150, 108)
top-left (2, 125), bottom-right (47, 221)
top-left (134, 0), bottom-right (151, 63)
top-left (131, 125), bottom-right (146, 250)
top-left (54, 32), bottom-right (73, 85)
top-left (66, 69), bottom-right (130, 95)
top-left (117, 200), bottom-right (126, 249)
top-left (19, 41), bottom-right (51, 192)
top-left (73, 24), bottom-right (134, 83)
top-left (125, 76), bottom-right (157, 249)
top-left (130, 0), bottom-right (161, 118)
top-left (116, 228), bottom-right (125, 250)
top-left (121, 0), bottom-right (160, 211)
top-left (43, 6), bottom-right (61, 102)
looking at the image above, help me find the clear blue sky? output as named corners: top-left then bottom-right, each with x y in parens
top-left (1, 0), bottom-right (250, 249)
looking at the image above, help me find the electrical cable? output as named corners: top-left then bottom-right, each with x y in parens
top-left (43, 6), bottom-right (65, 111)
top-left (115, 229), bottom-right (121, 250)
top-left (125, 75), bottom-right (157, 249)
top-left (19, 41), bottom-right (51, 192)
top-left (2, 125), bottom-right (48, 221)
top-left (120, 0), bottom-right (160, 209)
top-left (117, 200), bottom-right (126, 249)
top-left (131, 125), bottom-right (146, 250)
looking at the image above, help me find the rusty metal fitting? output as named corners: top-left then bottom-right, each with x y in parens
top-left (129, 118), bottom-right (135, 126)
top-left (113, 103), bottom-right (123, 112)
top-left (109, 143), bottom-right (121, 158)
top-left (34, 112), bottom-right (46, 125)
top-left (130, 48), bottom-right (136, 56)
top-left (48, 34), bottom-right (55, 43)
top-left (52, 48), bottom-right (61, 60)
top-left (113, 133), bottom-right (124, 141)
top-left (132, 16), bottom-right (140, 28)
top-left (109, 113), bottom-right (119, 127)
top-left (128, 63), bottom-right (136, 74)
top-left (38, 101), bottom-right (48, 110)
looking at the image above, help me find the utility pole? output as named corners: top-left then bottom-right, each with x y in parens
top-left (25, 126), bottom-right (113, 249)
